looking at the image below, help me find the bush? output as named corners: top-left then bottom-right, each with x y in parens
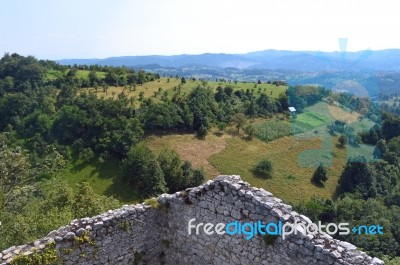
top-left (122, 144), bottom-right (167, 197)
top-left (338, 134), bottom-right (348, 147)
top-left (243, 124), bottom-right (256, 140)
top-left (253, 158), bottom-right (273, 178)
top-left (217, 122), bottom-right (227, 132)
top-left (79, 148), bottom-right (94, 163)
top-left (196, 125), bottom-right (208, 139)
top-left (311, 163), bottom-right (328, 186)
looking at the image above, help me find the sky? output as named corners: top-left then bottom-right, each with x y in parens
top-left (0, 0), bottom-right (399, 59)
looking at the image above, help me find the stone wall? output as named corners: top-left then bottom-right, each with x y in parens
top-left (1, 175), bottom-right (385, 265)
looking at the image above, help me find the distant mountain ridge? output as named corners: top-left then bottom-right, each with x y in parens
top-left (57, 49), bottom-right (400, 71)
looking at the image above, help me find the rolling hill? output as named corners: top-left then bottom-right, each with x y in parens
top-left (58, 49), bottom-right (400, 71)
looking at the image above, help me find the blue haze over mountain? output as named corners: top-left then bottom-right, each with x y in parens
top-left (58, 49), bottom-right (400, 71)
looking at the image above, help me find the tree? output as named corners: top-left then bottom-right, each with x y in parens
top-left (72, 182), bottom-right (119, 218)
top-left (181, 77), bottom-right (186, 84)
top-left (196, 124), bottom-right (208, 139)
top-left (122, 144), bottom-right (167, 197)
top-left (253, 158), bottom-right (273, 178)
top-left (187, 86), bottom-right (217, 132)
top-left (157, 148), bottom-right (184, 192)
top-left (0, 139), bottom-right (32, 210)
top-left (246, 100), bottom-right (257, 119)
top-left (105, 70), bottom-right (118, 86)
top-left (79, 148), bottom-right (94, 163)
top-left (231, 113), bottom-right (247, 133)
top-left (382, 113), bottom-right (400, 140)
top-left (338, 156), bottom-right (376, 198)
top-left (88, 70), bottom-right (98, 86)
top-left (217, 122), bottom-right (227, 132)
top-left (243, 124), bottom-right (256, 140)
top-left (278, 92), bottom-right (289, 111)
top-left (312, 163), bottom-right (328, 186)
top-left (181, 161), bottom-right (205, 188)
top-left (338, 134), bottom-right (348, 147)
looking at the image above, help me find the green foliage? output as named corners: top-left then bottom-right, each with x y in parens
top-left (72, 182), bottom-right (120, 219)
top-left (243, 124), bottom-right (256, 140)
top-left (382, 113), bottom-right (400, 140)
top-left (133, 251), bottom-right (145, 265)
top-left (338, 134), bottom-right (348, 147)
top-left (143, 197), bottom-right (162, 209)
top-left (295, 197), bottom-right (335, 223)
top-left (122, 144), bottom-right (167, 197)
top-left (140, 101), bottom-right (191, 131)
top-left (0, 177), bottom-right (118, 250)
top-left (0, 139), bottom-right (32, 211)
top-left (187, 86), bottom-right (217, 133)
top-left (196, 125), bottom-right (208, 139)
top-left (311, 163), bottom-right (328, 186)
top-left (118, 220), bottom-right (131, 232)
top-left (216, 122), bottom-right (227, 132)
top-left (254, 119), bottom-right (291, 142)
top-left (338, 156), bottom-right (377, 198)
top-left (287, 85), bottom-right (327, 113)
top-left (382, 256), bottom-right (400, 265)
top-left (387, 136), bottom-right (400, 156)
top-left (79, 148), bottom-right (94, 163)
top-left (157, 148), bottom-right (184, 192)
top-left (1, 53), bottom-right (399, 260)
top-left (72, 230), bottom-right (91, 246)
top-left (0, 54), bottom-right (45, 85)
top-left (231, 113), bottom-right (246, 132)
top-left (253, 158), bottom-right (273, 178)
top-left (11, 244), bottom-right (61, 265)
top-left (335, 196), bottom-right (400, 258)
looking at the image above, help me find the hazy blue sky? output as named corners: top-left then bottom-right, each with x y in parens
top-left (1, 0), bottom-right (399, 59)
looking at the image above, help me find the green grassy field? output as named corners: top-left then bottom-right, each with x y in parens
top-left (62, 156), bottom-right (139, 204)
top-left (46, 69), bottom-right (106, 81)
top-left (209, 135), bottom-right (348, 204)
top-left (79, 78), bottom-right (287, 104)
top-left (291, 102), bottom-right (335, 133)
top-left (46, 70), bottom-right (64, 81)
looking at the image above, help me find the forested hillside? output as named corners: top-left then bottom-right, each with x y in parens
top-left (0, 53), bottom-right (287, 249)
top-left (1, 53), bottom-right (400, 263)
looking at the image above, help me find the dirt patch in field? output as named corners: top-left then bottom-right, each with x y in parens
top-left (327, 104), bottom-right (360, 123)
top-left (146, 133), bottom-right (230, 179)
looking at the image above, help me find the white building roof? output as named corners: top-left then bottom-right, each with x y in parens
top-left (288, 107), bottom-right (296, 112)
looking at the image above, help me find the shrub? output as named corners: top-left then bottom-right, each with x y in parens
top-left (122, 144), bottom-right (167, 197)
top-left (311, 163), bottom-right (328, 186)
top-left (253, 158), bottom-right (273, 178)
top-left (79, 148), bottom-right (94, 163)
top-left (338, 134), bottom-right (348, 147)
top-left (243, 124), bottom-right (256, 140)
top-left (144, 198), bottom-right (161, 209)
top-left (196, 125), bottom-right (208, 139)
